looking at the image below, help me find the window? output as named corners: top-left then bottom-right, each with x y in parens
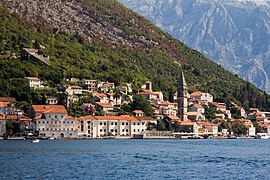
top-left (67, 121), bottom-right (69, 124)
top-left (43, 121), bottom-right (45, 124)
top-left (88, 130), bottom-right (90, 134)
top-left (126, 122), bottom-right (128, 125)
top-left (134, 129), bottom-right (135, 132)
top-left (111, 122), bottom-right (114, 125)
top-left (49, 116), bottom-right (51, 118)
top-left (142, 122), bottom-right (145, 125)
top-left (137, 122), bottom-right (140, 126)
top-left (122, 129), bottom-right (124, 132)
top-left (100, 122), bottom-right (102, 125)
top-left (104, 122), bottom-right (106, 125)
top-left (115, 122), bottom-right (117, 125)
top-left (100, 129), bottom-right (102, 132)
top-left (47, 121), bottom-right (49, 124)
top-left (138, 129), bottom-right (139, 132)
top-left (87, 121), bottom-right (91, 124)
top-left (122, 122), bottom-right (124, 125)
top-left (104, 129), bottom-right (106, 132)
top-left (61, 116), bottom-right (64, 118)
top-left (55, 115), bottom-right (57, 118)
top-left (126, 129), bottom-right (128, 132)
top-left (115, 129), bottom-right (117, 133)
top-left (111, 129), bottom-right (114, 132)
top-left (88, 126), bottom-right (90, 129)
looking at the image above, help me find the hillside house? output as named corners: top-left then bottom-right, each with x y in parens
top-left (190, 103), bottom-right (205, 113)
top-left (158, 101), bottom-right (177, 116)
top-left (98, 82), bottom-right (115, 93)
top-left (132, 110), bottom-right (145, 117)
top-left (190, 92), bottom-right (213, 104)
top-left (65, 86), bottom-right (83, 95)
top-left (187, 112), bottom-right (205, 121)
top-left (94, 93), bottom-right (108, 103)
top-left (24, 77), bottom-right (43, 88)
top-left (46, 97), bottom-right (58, 105)
top-left (79, 79), bottom-right (98, 92)
top-left (138, 90), bottom-right (164, 102)
top-left (96, 102), bottom-right (114, 111)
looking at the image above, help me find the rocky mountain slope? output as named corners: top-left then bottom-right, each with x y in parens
top-left (1, 0), bottom-right (270, 109)
top-left (118, 0), bottom-right (270, 92)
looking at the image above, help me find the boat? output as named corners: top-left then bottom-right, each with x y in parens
top-left (48, 137), bottom-right (55, 140)
top-left (256, 133), bottom-right (270, 139)
top-left (32, 139), bottom-right (40, 143)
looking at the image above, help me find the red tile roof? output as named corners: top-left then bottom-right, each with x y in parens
top-left (136, 116), bottom-right (155, 121)
top-left (133, 110), bottom-right (145, 114)
top-left (32, 105), bottom-right (67, 114)
top-left (198, 122), bottom-right (216, 126)
top-left (190, 91), bottom-right (202, 97)
top-left (0, 101), bottom-right (10, 107)
top-left (96, 102), bottom-right (113, 108)
top-left (192, 104), bottom-right (203, 109)
top-left (0, 97), bottom-right (16, 102)
top-left (180, 121), bottom-right (196, 126)
top-left (71, 85), bottom-right (82, 89)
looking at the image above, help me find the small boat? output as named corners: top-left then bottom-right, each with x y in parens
top-left (32, 139), bottom-right (40, 143)
top-left (256, 133), bottom-right (270, 139)
top-left (48, 137), bottom-right (55, 140)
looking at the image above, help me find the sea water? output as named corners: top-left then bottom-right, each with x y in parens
top-left (0, 139), bottom-right (269, 179)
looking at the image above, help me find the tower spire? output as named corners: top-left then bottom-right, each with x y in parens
top-left (177, 72), bottom-right (188, 121)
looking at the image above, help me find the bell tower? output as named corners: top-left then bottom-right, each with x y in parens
top-left (177, 72), bottom-right (188, 121)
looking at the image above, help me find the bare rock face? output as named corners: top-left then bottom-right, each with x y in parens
top-left (0, 0), bottom-right (158, 49)
top-left (119, 0), bottom-right (270, 92)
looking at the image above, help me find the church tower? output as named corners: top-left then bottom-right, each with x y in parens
top-left (177, 72), bottom-right (188, 121)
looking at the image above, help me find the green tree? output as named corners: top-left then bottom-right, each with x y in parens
top-left (130, 94), bottom-right (153, 116)
top-left (232, 123), bottom-right (248, 136)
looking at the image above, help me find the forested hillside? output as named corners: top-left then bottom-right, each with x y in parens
top-left (0, 0), bottom-right (269, 110)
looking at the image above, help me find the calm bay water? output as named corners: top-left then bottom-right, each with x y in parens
top-left (1, 139), bottom-right (270, 179)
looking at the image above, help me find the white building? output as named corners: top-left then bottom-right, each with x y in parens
top-left (65, 86), bottom-right (83, 95)
top-left (159, 101), bottom-right (177, 116)
top-left (77, 115), bottom-right (156, 138)
top-left (79, 79), bottom-right (98, 92)
top-left (24, 77), bottom-right (43, 88)
top-left (190, 92), bottom-right (213, 104)
top-left (31, 105), bottom-right (78, 138)
top-left (190, 103), bottom-right (205, 114)
top-left (0, 101), bottom-right (17, 115)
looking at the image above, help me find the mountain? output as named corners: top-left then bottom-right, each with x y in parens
top-left (118, 0), bottom-right (270, 92)
top-left (0, 0), bottom-right (270, 110)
